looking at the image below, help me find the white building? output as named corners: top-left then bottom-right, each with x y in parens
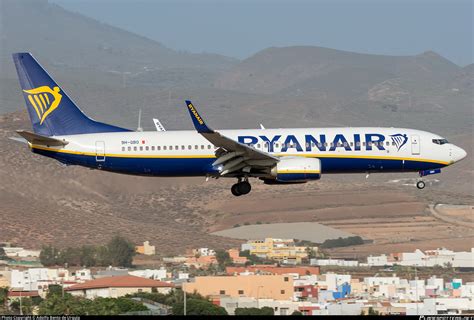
top-left (311, 259), bottom-right (359, 267)
top-left (129, 268), bottom-right (168, 281)
top-left (195, 248), bottom-right (216, 257)
top-left (367, 254), bottom-right (393, 267)
top-left (3, 247), bottom-right (41, 258)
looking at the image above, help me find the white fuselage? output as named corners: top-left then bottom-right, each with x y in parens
top-left (30, 127), bottom-right (465, 177)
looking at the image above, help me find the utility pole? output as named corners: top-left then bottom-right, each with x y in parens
top-left (415, 266), bottom-right (419, 315)
top-left (183, 289), bottom-right (186, 316)
top-left (19, 290), bottom-right (22, 315)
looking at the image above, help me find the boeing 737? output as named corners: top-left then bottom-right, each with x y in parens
top-left (12, 53), bottom-right (467, 196)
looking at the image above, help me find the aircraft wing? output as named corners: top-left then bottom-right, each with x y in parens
top-left (16, 130), bottom-right (68, 146)
top-left (185, 100), bottom-right (278, 175)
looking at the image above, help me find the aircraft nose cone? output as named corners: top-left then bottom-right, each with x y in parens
top-left (454, 146), bottom-right (467, 162)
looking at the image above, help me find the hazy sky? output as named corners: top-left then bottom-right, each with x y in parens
top-left (53, 0), bottom-right (473, 66)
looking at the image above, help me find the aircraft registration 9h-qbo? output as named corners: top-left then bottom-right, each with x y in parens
top-left (12, 53), bottom-right (467, 196)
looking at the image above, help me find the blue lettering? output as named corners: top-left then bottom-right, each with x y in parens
top-left (365, 133), bottom-right (385, 150)
top-left (305, 134), bottom-right (326, 152)
top-left (329, 134), bottom-right (351, 151)
top-left (354, 134), bottom-right (361, 151)
top-left (281, 135), bottom-right (303, 152)
top-left (259, 135), bottom-right (281, 152)
top-left (238, 136), bottom-right (258, 145)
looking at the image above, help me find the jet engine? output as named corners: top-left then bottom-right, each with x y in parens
top-left (266, 157), bottom-right (321, 183)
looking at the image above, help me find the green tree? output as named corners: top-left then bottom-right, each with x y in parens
top-left (80, 245), bottom-right (97, 267)
top-left (0, 247), bottom-right (6, 260)
top-left (215, 250), bottom-right (232, 270)
top-left (235, 307), bottom-right (274, 315)
top-left (106, 235), bottom-right (136, 267)
top-left (368, 307), bottom-right (379, 315)
top-left (0, 287), bottom-right (9, 313)
top-left (10, 297), bottom-right (34, 315)
top-left (40, 245), bottom-right (59, 266)
top-left (172, 298), bottom-right (227, 315)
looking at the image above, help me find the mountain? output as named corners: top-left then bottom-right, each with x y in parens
top-left (0, 0), bottom-right (236, 74)
top-left (214, 46), bottom-right (460, 95)
top-left (214, 46), bottom-right (472, 135)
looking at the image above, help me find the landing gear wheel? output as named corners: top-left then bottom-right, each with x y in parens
top-left (231, 184), bottom-right (242, 196)
top-left (237, 181), bottom-right (252, 195)
top-left (416, 180), bottom-right (426, 189)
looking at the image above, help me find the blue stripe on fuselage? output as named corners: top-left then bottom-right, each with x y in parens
top-left (32, 148), bottom-right (446, 176)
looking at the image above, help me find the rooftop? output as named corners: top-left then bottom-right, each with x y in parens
top-left (66, 275), bottom-right (174, 291)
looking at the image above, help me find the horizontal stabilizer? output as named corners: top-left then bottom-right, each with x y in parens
top-left (16, 130), bottom-right (68, 146)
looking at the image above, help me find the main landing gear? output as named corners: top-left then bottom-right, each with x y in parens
top-left (231, 178), bottom-right (252, 196)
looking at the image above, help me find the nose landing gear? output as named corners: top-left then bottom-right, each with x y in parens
top-left (416, 180), bottom-right (426, 190)
top-left (231, 179), bottom-right (252, 196)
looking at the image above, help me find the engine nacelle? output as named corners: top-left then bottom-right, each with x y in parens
top-left (270, 157), bottom-right (321, 182)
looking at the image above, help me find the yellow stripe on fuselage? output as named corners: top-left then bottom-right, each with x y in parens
top-left (30, 144), bottom-right (450, 165)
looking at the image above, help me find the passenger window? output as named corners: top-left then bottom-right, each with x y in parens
top-left (169, 146), bottom-right (173, 150)
top-left (175, 145), bottom-right (179, 150)
top-left (201, 145), bottom-right (204, 149)
top-left (350, 142), bottom-right (354, 147)
top-left (337, 142), bottom-right (342, 147)
top-left (128, 146), bottom-right (131, 151)
top-left (386, 141), bottom-right (390, 146)
top-left (392, 141), bottom-right (396, 146)
top-left (134, 146), bottom-right (137, 151)
top-left (145, 146), bottom-right (149, 151)
top-left (208, 145), bottom-right (211, 149)
top-left (122, 147), bottom-right (125, 151)
top-left (188, 145), bottom-right (192, 150)
top-left (182, 145), bottom-right (185, 150)
top-left (140, 146), bottom-right (143, 151)
top-left (257, 144), bottom-right (261, 148)
top-left (356, 142), bottom-right (360, 147)
top-left (362, 142), bottom-right (366, 146)
top-left (157, 146), bottom-right (161, 151)
top-left (317, 143), bottom-right (322, 148)
top-left (163, 146), bottom-right (167, 150)
top-left (324, 142), bottom-right (328, 147)
top-left (275, 143), bottom-right (279, 148)
top-left (195, 145), bottom-right (198, 150)
top-left (151, 146), bottom-right (155, 151)
top-left (330, 143), bottom-right (334, 147)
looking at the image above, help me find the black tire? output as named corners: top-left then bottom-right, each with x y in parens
top-left (237, 181), bottom-right (252, 195)
top-left (231, 184), bottom-right (242, 196)
top-left (416, 181), bottom-right (425, 189)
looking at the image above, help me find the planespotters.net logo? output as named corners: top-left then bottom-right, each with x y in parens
top-left (419, 316), bottom-right (474, 320)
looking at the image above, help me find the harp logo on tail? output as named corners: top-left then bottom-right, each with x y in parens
top-left (23, 86), bottom-right (62, 125)
top-left (390, 133), bottom-right (408, 151)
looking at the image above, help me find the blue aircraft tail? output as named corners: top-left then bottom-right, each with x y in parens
top-left (12, 52), bottom-right (130, 136)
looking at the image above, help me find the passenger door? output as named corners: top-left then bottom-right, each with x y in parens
top-left (411, 135), bottom-right (420, 155)
top-left (95, 141), bottom-right (106, 162)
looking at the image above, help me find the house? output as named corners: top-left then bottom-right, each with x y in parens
top-left (227, 249), bottom-right (247, 265)
top-left (0, 269), bottom-right (11, 287)
top-left (66, 275), bottom-right (174, 299)
top-left (183, 275), bottom-right (294, 300)
top-left (135, 241), bottom-right (156, 256)
top-left (241, 238), bottom-right (312, 264)
top-left (226, 265), bottom-right (320, 277)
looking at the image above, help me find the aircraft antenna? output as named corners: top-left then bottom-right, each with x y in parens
top-left (137, 109), bottom-right (143, 132)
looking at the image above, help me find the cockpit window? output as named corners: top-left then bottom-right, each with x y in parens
top-left (432, 139), bottom-right (449, 145)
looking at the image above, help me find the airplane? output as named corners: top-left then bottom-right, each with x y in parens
top-left (12, 53), bottom-right (467, 196)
